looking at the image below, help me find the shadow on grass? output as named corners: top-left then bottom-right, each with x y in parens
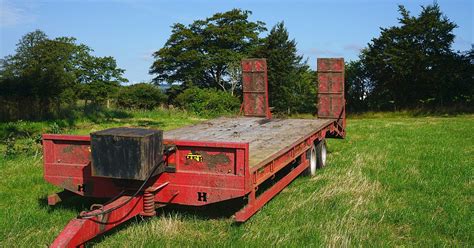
top-left (87, 199), bottom-right (247, 246)
top-left (39, 194), bottom-right (246, 220)
top-left (37, 194), bottom-right (109, 214)
top-left (80, 106), bottom-right (133, 124)
top-left (135, 120), bottom-right (165, 128)
top-left (160, 197), bottom-right (246, 220)
top-left (86, 216), bottom-right (143, 247)
top-left (38, 193), bottom-right (247, 246)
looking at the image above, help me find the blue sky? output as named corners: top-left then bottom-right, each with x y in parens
top-left (1, 0), bottom-right (472, 84)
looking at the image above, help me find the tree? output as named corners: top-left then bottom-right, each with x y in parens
top-left (116, 83), bottom-right (166, 109)
top-left (226, 60), bottom-right (242, 96)
top-left (150, 9), bottom-right (265, 94)
top-left (174, 86), bottom-right (240, 117)
top-left (253, 22), bottom-right (316, 114)
top-left (0, 30), bottom-right (47, 79)
top-left (0, 31), bottom-right (82, 118)
top-left (361, 4), bottom-right (470, 110)
top-left (345, 59), bottom-right (372, 112)
top-left (0, 30), bottom-right (128, 120)
top-left (76, 56), bottom-right (127, 107)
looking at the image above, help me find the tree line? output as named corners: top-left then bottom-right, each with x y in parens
top-left (345, 4), bottom-right (472, 112)
top-left (150, 5), bottom-right (472, 114)
top-left (1, 4), bottom-right (472, 121)
top-left (0, 30), bottom-right (123, 120)
top-left (150, 9), bottom-right (315, 114)
top-left (0, 30), bottom-right (169, 121)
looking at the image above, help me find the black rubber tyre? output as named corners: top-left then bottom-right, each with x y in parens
top-left (303, 139), bottom-right (327, 177)
top-left (304, 144), bottom-right (317, 176)
top-left (315, 139), bottom-right (327, 169)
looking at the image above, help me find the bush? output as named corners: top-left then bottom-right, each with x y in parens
top-left (116, 83), bottom-right (166, 110)
top-left (0, 121), bottom-right (43, 158)
top-left (175, 87), bottom-right (240, 117)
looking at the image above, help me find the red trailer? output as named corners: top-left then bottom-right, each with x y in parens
top-left (42, 58), bottom-right (346, 247)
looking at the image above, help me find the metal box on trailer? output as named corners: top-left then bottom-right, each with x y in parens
top-left (91, 127), bottom-right (163, 180)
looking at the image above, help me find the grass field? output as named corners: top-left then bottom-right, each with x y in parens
top-left (0, 111), bottom-right (472, 247)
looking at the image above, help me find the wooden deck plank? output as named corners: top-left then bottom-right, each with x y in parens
top-left (164, 117), bottom-right (332, 168)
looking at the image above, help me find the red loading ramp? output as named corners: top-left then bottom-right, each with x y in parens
top-left (241, 59), bottom-right (271, 119)
top-left (317, 58), bottom-right (345, 130)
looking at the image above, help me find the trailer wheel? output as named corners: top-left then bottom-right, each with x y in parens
top-left (316, 139), bottom-right (327, 169)
top-left (304, 139), bottom-right (327, 177)
top-left (304, 144), bottom-right (318, 176)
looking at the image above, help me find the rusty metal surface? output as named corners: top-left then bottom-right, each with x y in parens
top-left (317, 58), bottom-right (344, 72)
top-left (164, 117), bottom-right (332, 168)
top-left (142, 188), bottom-right (156, 216)
top-left (241, 59), bottom-right (271, 118)
top-left (43, 135), bottom-right (249, 205)
top-left (50, 195), bottom-right (144, 247)
top-left (235, 154), bottom-right (309, 222)
top-left (317, 58), bottom-right (346, 131)
top-left (42, 57), bottom-right (347, 246)
top-left (42, 120), bottom-right (344, 246)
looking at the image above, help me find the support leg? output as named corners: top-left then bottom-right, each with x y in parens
top-left (48, 190), bottom-right (75, 206)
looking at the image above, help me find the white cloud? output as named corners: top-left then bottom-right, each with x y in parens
top-left (304, 48), bottom-right (342, 57)
top-left (0, 1), bottom-right (36, 27)
top-left (139, 49), bottom-right (155, 61)
top-left (343, 43), bottom-right (363, 52)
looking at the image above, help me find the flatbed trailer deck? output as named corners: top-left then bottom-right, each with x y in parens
top-left (42, 58), bottom-right (346, 247)
top-left (164, 117), bottom-right (334, 168)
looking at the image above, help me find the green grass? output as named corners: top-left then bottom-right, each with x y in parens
top-left (0, 112), bottom-right (472, 247)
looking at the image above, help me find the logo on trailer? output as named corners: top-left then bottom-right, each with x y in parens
top-left (186, 152), bottom-right (203, 162)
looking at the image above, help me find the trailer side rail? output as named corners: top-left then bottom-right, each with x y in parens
top-left (235, 120), bottom-right (343, 221)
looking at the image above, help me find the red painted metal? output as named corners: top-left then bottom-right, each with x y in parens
top-left (317, 58), bottom-right (344, 72)
top-left (241, 59), bottom-right (271, 119)
top-left (42, 135), bottom-right (121, 198)
top-left (43, 57), bottom-right (346, 247)
top-left (233, 122), bottom-right (345, 221)
top-left (43, 136), bottom-right (249, 204)
top-left (142, 188), bottom-right (156, 216)
top-left (317, 58), bottom-right (346, 134)
top-left (251, 126), bottom-right (330, 186)
top-left (44, 121), bottom-right (344, 246)
top-left (50, 195), bottom-right (144, 248)
top-left (235, 156), bottom-right (309, 222)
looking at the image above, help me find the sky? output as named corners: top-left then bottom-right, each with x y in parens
top-left (0, 0), bottom-right (472, 84)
